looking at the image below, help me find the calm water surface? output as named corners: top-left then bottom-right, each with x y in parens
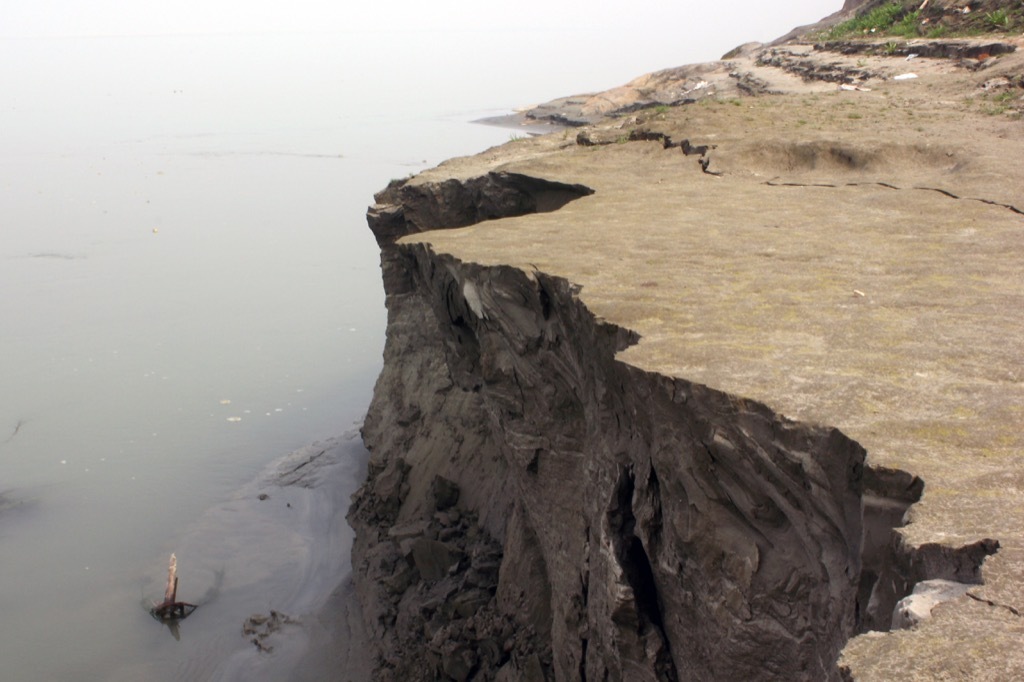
top-left (0, 30), bottom-right (532, 681)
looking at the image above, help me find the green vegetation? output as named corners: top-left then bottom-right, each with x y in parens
top-left (980, 89), bottom-right (1021, 117)
top-left (985, 9), bottom-right (1010, 30)
top-left (965, 88), bottom-right (1022, 118)
top-left (890, 10), bottom-right (921, 37)
top-left (823, 1), bottom-right (1021, 39)
top-left (825, 2), bottom-right (908, 39)
top-left (825, 3), bottom-right (922, 39)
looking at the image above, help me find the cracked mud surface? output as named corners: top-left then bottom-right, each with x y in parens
top-left (351, 36), bottom-right (1024, 681)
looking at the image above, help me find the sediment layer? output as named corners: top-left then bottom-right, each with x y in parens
top-left (348, 32), bottom-right (1024, 682)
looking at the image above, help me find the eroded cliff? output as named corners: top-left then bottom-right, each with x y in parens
top-left (348, 27), bottom-right (1024, 682)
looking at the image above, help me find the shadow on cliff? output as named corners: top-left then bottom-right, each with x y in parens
top-left (349, 169), bottom-right (999, 682)
top-left (366, 171), bottom-right (594, 247)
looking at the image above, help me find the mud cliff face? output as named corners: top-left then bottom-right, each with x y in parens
top-left (342, 14), bottom-right (1024, 676)
top-left (347, 165), bottom-right (1000, 680)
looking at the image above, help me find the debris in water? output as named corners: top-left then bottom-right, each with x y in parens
top-left (2, 418), bottom-right (25, 444)
top-left (150, 554), bottom-right (197, 621)
top-left (243, 610), bottom-right (299, 653)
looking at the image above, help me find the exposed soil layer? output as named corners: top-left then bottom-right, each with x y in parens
top-left (350, 29), bottom-right (1024, 682)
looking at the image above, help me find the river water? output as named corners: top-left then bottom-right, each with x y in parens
top-left (0, 30), bottom-right (531, 681)
top-left (0, 15), bottom-right (819, 680)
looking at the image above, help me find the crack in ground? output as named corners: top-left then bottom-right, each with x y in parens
top-left (966, 591), bottom-right (1023, 618)
top-left (764, 178), bottom-right (1024, 216)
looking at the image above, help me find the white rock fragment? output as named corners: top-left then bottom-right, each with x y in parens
top-left (891, 579), bottom-right (972, 629)
top-left (462, 280), bottom-right (486, 319)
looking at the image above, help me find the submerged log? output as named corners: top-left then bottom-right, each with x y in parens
top-left (151, 553), bottom-right (197, 621)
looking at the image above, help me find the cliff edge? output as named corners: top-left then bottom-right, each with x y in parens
top-left (348, 6), bottom-right (1024, 680)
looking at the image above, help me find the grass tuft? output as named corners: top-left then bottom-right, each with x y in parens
top-left (985, 9), bottom-right (1010, 30)
top-left (890, 10), bottom-right (921, 37)
top-left (826, 2), bottom-right (908, 39)
top-left (824, 1), bottom-right (1021, 39)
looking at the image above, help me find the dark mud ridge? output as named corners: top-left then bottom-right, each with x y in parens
top-left (348, 174), bottom-right (997, 681)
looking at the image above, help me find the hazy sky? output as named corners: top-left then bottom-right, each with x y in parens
top-left (6, 1), bottom-right (840, 50)
top-left (0, 1), bottom-right (845, 137)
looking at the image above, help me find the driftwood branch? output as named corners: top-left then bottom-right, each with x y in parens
top-left (164, 553), bottom-right (177, 603)
top-left (151, 553), bottom-right (197, 621)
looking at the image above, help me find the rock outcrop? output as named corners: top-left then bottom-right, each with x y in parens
top-left (347, 10), bottom-right (1024, 682)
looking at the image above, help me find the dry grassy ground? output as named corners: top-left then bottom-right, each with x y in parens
top-left (399, 37), bottom-right (1024, 679)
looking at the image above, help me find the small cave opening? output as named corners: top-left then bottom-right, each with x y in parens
top-left (442, 278), bottom-right (484, 391)
top-left (856, 466), bottom-right (924, 633)
top-left (624, 535), bottom-right (666, 630)
top-left (606, 466), bottom-right (678, 681)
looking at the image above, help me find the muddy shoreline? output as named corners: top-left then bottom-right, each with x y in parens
top-left (116, 433), bottom-right (373, 681)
